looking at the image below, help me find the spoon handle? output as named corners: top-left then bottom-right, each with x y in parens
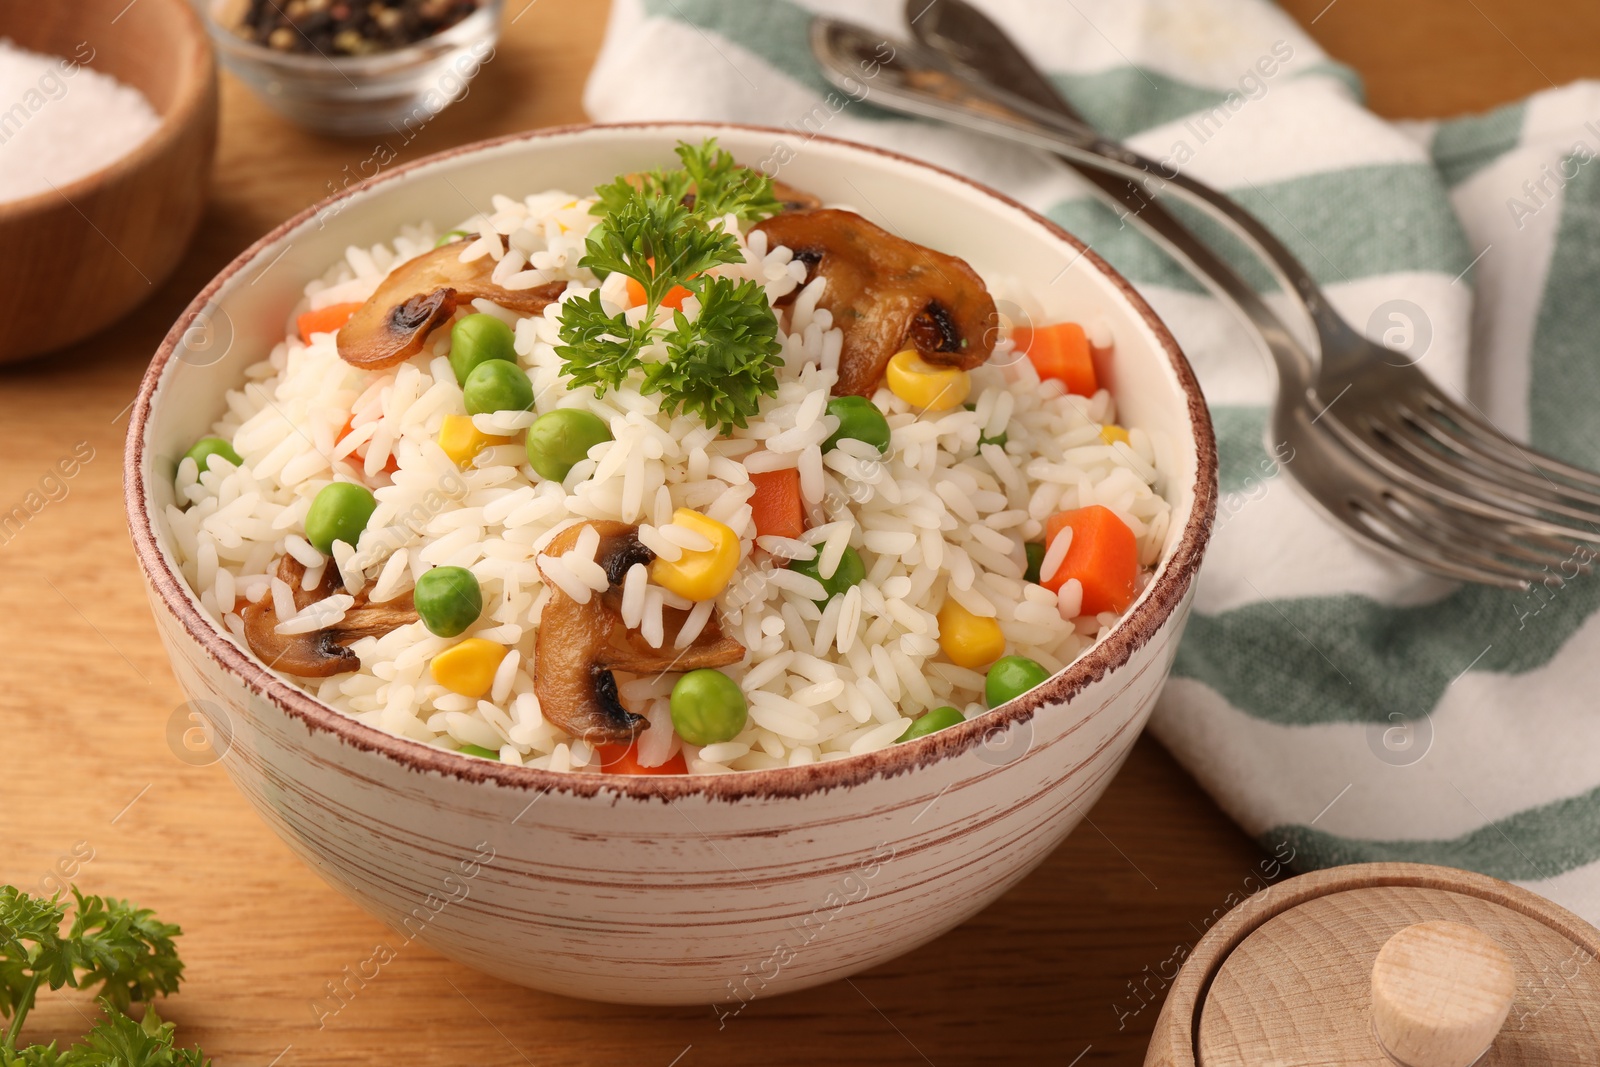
top-left (895, 58), bottom-right (1332, 320)
top-left (811, 19), bottom-right (1337, 392)
top-left (901, 0), bottom-right (1320, 377)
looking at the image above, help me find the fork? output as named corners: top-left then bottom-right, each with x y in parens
top-left (809, 14), bottom-right (1600, 589)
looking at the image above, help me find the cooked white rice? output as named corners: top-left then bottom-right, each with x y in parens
top-left (167, 189), bottom-right (1171, 773)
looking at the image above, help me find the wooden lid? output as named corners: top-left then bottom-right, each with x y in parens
top-left (1371, 921), bottom-right (1516, 1067)
top-left (1145, 864), bottom-right (1600, 1066)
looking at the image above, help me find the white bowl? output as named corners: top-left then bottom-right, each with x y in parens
top-left (125, 122), bottom-right (1216, 1005)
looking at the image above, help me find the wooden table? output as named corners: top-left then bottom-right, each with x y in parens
top-left (3, 1), bottom-right (1596, 1062)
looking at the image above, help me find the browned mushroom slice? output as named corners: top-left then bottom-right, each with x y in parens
top-left (534, 521), bottom-right (745, 745)
top-left (751, 208), bottom-right (999, 397)
top-left (336, 242), bottom-right (568, 370)
top-left (242, 555), bottom-right (418, 677)
top-left (604, 606), bottom-right (747, 675)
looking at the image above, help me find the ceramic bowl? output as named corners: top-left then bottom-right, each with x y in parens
top-left (0, 0), bottom-right (217, 362)
top-left (125, 122), bottom-right (1216, 1005)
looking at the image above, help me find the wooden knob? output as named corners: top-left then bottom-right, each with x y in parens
top-left (1371, 921), bottom-right (1516, 1067)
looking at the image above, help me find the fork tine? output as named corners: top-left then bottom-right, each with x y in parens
top-left (1320, 415), bottom-right (1600, 543)
top-left (1415, 499), bottom-right (1587, 573)
top-left (1493, 522), bottom-right (1596, 567)
top-left (1374, 416), bottom-right (1600, 518)
top-left (1374, 494), bottom-right (1556, 588)
top-left (1399, 403), bottom-right (1600, 510)
top-left (1344, 498), bottom-right (1531, 590)
top-left (1420, 392), bottom-right (1600, 491)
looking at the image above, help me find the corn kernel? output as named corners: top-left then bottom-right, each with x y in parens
top-left (438, 414), bottom-right (510, 468)
top-left (431, 638), bottom-right (507, 698)
top-left (885, 349), bottom-right (971, 412)
top-left (1100, 424), bottom-right (1130, 446)
top-left (650, 508), bottom-right (740, 602)
top-left (937, 598), bottom-right (1006, 670)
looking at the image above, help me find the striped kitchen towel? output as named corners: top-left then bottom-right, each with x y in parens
top-left (585, 0), bottom-right (1600, 923)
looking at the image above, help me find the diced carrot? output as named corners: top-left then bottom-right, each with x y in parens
top-left (335, 415), bottom-right (399, 475)
top-left (660, 285), bottom-right (694, 310)
top-left (297, 302), bottom-right (363, 344)
top-left (748, 468), bottom-right (805, 541)
top-left (623, 258), bottom-right (694, 310)
top-left (1040, 505), bottom-right (1139, 615)
top-left (1013, 322), bottom-right (1097, 397)
top-left (595, 742), bottom-right (689, 776)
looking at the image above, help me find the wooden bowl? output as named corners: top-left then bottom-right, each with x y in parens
top-left (0, 0), bottom-right (217, 363)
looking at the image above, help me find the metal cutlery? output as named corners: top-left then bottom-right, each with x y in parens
top-left (808, 10), bottom-right (1600, 588)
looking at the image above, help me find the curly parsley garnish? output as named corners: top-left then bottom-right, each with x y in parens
top-left (557, 139), bottom-right (785, 432)
top-left (592, 138), bottom-right (783, 224)
top-left (0, 885), bottom-right (208, 1067)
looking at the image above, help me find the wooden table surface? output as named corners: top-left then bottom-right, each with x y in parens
top-left (4, 1), bottom-right (1597, 1063)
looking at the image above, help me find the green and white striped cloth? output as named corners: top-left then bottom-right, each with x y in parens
top-left (586, 0), bottom-right (1600, 922)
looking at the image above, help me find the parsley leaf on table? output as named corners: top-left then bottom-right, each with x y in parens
top-left (0, 886), bottom-right (205, 1067)
top-left (65, 890), bottom-right (182, 1014)
top-left (0, 1042), bottom-right (66, 1067)
top-left (57, 1001), bottom-right (207, 1067)
top-left (0, 890), bottom-right (70, 1022)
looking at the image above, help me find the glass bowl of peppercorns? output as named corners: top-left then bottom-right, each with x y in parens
top-left (199, 0), bottom-right (502, 136)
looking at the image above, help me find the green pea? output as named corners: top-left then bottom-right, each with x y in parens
top-left (305, 481), bottom-right (377, 553)
top-left (449, 313), bottom-right (517, 385)
top-left (414, 565), bottom-right (483, 638)
top-left (789, 544), bottom-right (865, 603)
top-left (985, 655), bottom-right (1051, 708)
top-left (670, 669), bottom-right (748, 745)
top-left (1024, 542), bottom-right (1046, 584)
top-left (897, 705), bottom-right (966, 743)
top-left (462, 359), bottom-right (533, 415)
top-left (184, 436), bottom-right (242, 473)
top-left (435, 229), bottom-right (472, 247)
top-left (525, 408), bottom-right (613, 482)
top-left (964, 403), bottom-right (1006, 448)
top-left (457, 743), bottom-right (500, 759)
top-left (823, 395), bottom-right (891, 454)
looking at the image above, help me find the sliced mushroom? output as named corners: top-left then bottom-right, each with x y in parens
top-left (751, 208), bottom-right (999, 397)
top-left (242, 555), bottom-right (418, 677)
top-left (336, 242), bottom-right (567, 371)
top-left (534, 521), bottom-right (744, 745)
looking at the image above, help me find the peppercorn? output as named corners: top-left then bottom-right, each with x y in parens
top-left (230, 0), bottom-right (481, 56)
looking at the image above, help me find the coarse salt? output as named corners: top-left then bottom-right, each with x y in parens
top-left (0, 40), bottom-right (160, 203)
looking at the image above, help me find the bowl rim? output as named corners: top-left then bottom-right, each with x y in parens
top-left (125, 120), bottom-right (1218, 802)
top-left (0, 0), bottom-right (215, 223)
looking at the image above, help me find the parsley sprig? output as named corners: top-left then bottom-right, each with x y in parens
top-left (592, 139), bottom-right (783, 224)
top-left (557, 139), bottom-right (785, 432)
top-left (0, 886), bottom-right (207, 1067)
